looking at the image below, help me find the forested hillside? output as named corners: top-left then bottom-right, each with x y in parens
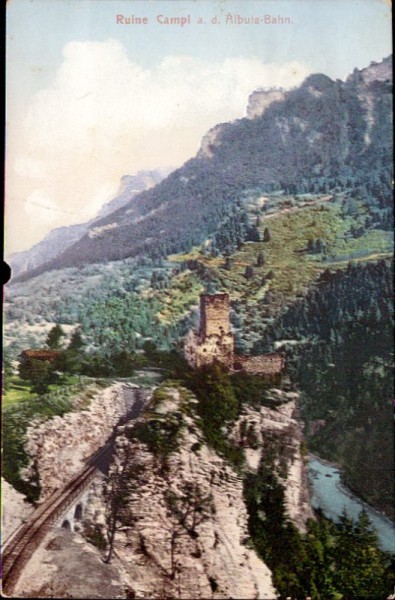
top-left (253, 260), bottom-right (394, 517)
top-left (14, 56), bottom-right (392, 281)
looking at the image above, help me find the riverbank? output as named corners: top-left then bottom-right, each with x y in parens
top-left (309, 452), bottom-right (393, 520)
top-left (308, 455), bottom-right (395, 554)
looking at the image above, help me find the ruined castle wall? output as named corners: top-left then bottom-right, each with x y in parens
top-left (184, 330), bottom-right (234, 369)
top-left (184, 293), bottom-right (285, 377)
top-left (234, 354), bottom-right (284, 375)
top-left (194, 333), bottom-right (234, 369)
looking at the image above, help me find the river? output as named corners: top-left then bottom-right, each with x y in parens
top-left (308, 456), bottom-right (395, 554)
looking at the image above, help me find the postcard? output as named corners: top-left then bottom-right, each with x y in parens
top-left (3, 1), bottom-right (393, 598)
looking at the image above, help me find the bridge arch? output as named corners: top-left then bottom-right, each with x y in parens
top-left (74, 503), bottom-right (83, 521)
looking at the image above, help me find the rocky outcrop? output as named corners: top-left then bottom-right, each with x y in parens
top-left (1, 478), bottom-right (34, 544)
top-left (23, 382), bottom-right (128, 500)
top-left (83, 386), bottom-right (276, 599)
top-left (12, 382), bottom-right (312, 598)
top-left (231, 390), bottom-right (313, 531)
top-left (197, 122), bottom-right (230, 159)
top-left (347, 54), bottom-right (392, 86)
top-left (13, 528), bottom-right (127, 599)
top-left (247, 88), bottom-right (285, 119)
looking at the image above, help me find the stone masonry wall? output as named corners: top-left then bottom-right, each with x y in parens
top-left (200, 294), bottom-right (231, 337)
top-left (234, 353), bottom-right (285, 375)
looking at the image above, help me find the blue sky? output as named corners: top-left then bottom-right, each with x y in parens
top-left (5, 0), bottom-right (392, 254)
top-left (8, 0), bottom-right (391, 100)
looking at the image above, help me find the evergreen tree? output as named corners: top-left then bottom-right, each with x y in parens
top-left (223, 257), bottom-right (233, 271)
top-left (68, 329), bottom-right (84, 351)
top-left (19, 358), bottom-right (55, 394)
top-left (247, 225), bottom-right (261, 242)
top-left (263, 227), bottom-right (271, 242)
top-left (334, 510), bottom-right (389, 599)
top-left (46, 324), bottom-right (66, 349)
top-left (256, 251), bottom-right (265, 267)
top-left (244, 265), bottom-right (254, 280)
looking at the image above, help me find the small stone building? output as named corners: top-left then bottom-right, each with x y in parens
top-left (184, 293), bottom-right (285, 381)
top-left (20, 349), bottom-right (62, 364)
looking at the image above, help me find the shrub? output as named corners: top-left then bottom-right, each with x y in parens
top-left (127, 413), bottom-right (183, 460)
top-left (84, 523), bottom-right (107, 551)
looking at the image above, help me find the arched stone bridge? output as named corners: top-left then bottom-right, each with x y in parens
top-left (2, 384), bottom-right (149, 595)
top-left (58, 383), bottom-right (148, 532)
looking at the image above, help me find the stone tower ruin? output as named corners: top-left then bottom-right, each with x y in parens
top-left (184, 292), bottom-right (285, 381)
top-left (199, 293), bottom-right (231, 338)
top-left (184, 293), bottom-right (234, 369)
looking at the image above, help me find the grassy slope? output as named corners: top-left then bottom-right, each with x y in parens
top-left (2, 375), bottom-right (84, 407)
top-left (170, 196), bottom-right (392, 314)
top-left (144, 271), bottom-right (203, 325)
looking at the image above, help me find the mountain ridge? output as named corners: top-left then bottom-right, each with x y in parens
top-left (12, 55), bottom-right (392, 282)
top-left (8, 169), bottom-right (172, 279)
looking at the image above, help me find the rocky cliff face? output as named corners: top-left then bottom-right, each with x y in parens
top-left (247, 88), bottom-right (286, 119)
top-left (347, 55), bottom-right (392, 86)
top-left (22, 382), bottom-right (128, 500)
top-left (1, 478), bottom-right (34, 544)
top-left (197, 122), bottom-right (231, 159)
top-left (13, 528), bottom-right (127, 599)
top-left (80, 384), bottom-right (312, 598)
top-left (231, 390), bottom-right (313, 531)
top-left (81, 385), bottom-right (277, 598)
top-left (10, 380), bottom-right (313, 598)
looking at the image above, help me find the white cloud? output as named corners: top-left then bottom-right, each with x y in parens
top-left (6, 39), bottom-right (311, 255)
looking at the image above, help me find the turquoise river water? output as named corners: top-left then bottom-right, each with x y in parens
top-left (308, 456), bottom-right (395, 554)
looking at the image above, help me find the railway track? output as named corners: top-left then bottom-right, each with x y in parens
top-left (1, 384), bottom-right (148, 596)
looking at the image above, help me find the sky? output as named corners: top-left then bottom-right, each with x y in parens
top-left (5, 0), bottom-right (392, 256)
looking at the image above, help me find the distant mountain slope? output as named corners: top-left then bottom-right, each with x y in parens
top-left (8, 169), bottom-right (171, 279)
top-left (14, 56), bottom-right (392, 281)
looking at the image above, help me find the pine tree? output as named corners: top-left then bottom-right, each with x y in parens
top-left (68, 329), bottom-right (84, 351)
top-left (263, 227), bottom-right (271, 242)
top-left (19, 358), bottom-right (54, 394)
top-left (46, 324), bottom-right (65, 349)
top-left (244, 266), bottom-right (254, 280)
top-left (224, 257), bottom-right (233, 271)
top-left (334, 510), bottom-right (390, 599)
top-left (256, 251), bottom-right (265, 267)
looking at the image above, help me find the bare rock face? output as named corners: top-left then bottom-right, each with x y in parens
top-left (246, 88), bottom-right (286, 119)
top-left (232, 390), bottom-right (313, 531)
top-left (83, 386), bottom-right (276, 599)
top-left (347, 54), bottom-right (392, 86)
top-left (1, 478), bottom-right (34, 545)
top-left (197, 123), bottom-right (229, 159)
top-left (23, 382), bottom-right (127, 500)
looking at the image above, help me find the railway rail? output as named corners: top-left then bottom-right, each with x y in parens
top-left (1, 384), bottom-right (148, 596)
